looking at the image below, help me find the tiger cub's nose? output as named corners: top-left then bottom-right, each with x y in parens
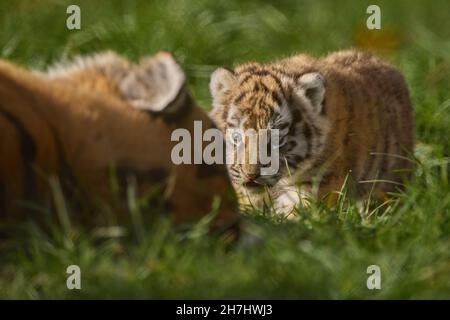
top-left (245, 172), bottom-right (260, 181)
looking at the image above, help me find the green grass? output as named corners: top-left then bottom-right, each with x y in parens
top-left (0, 0), bottom-right (449, 299)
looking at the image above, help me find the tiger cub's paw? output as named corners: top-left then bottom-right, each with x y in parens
top-left (273, 190), bottom-right (300, 220)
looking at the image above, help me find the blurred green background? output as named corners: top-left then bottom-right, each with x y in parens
top-left (0, 0), bottom-right (449, 299)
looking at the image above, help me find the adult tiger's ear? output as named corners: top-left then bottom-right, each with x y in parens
top-left (295, 72), bottom-right (325, 113)
top-left (119, 51), bottom-right (188, 115)
top-left (209, 67), bottom-right (236, 106)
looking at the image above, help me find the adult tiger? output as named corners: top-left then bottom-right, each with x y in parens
top-left (0, 51), bottom-right (239, 234)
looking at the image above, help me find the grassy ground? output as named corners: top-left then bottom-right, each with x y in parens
top-left (0, 0), bottom-right (449, 299)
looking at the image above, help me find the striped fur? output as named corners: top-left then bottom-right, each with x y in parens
top-left (210, 49), bottom-right (415, 217)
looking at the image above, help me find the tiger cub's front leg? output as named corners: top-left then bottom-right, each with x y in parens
top-left (270, 177), bottom-right (305, 219)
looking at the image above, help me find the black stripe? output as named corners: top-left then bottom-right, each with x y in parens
top-left (0, 181), bottom-right (5, 217)
top-left (291, 154), bottom-right (306, 164)
top-left (291, 108), bottom-right (302, 123)
top-left (0, 109), bottom-right (37, 201)
top-left (222, 66), bottom-right (235, 74)
top-left (239, 70), bottom-right (283, 90)
top-left (304, 123), bottom-right (315, 159)
top-left (271, 91), bottom-right (283, 106)
top-left (233, 91), bottom-right (250, 104)
top-left (278, 121), bottom-right (290, 131)
top-left (239, 74), bottom-right (254, 86)
top-left (303, 123), bottom-right (312, 140)
top-left (258, 82), bottom-right (269, 92)
top-left (321, 97), bottom-right (327, 116)
top-left (239, 65), bottom-right (259, 74)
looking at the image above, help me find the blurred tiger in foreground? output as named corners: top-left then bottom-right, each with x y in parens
top-left (210, 50), bottom-right (415, 217)
top-left (0, 51), bottom-right (239, 235)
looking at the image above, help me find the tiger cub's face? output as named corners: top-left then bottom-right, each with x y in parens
top-left (209, 63), bottom-right (329, 193)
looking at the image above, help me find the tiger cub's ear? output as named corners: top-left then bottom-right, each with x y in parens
top-left (295, 72), bottom-right (325, 113)
top-left (209, 67), bottom-right (236, 103)
top-left (119, 51), bottom-right (188, 115)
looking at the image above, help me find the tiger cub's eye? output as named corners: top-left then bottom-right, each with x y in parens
top-left (231, 131), bottom-right (243, 145)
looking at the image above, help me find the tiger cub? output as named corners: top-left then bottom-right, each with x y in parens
top-left (209, 50), bottom-right (415, 217)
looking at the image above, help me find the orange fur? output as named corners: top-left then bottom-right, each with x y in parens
top-left (0, 52), bottom-right (240, 234)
